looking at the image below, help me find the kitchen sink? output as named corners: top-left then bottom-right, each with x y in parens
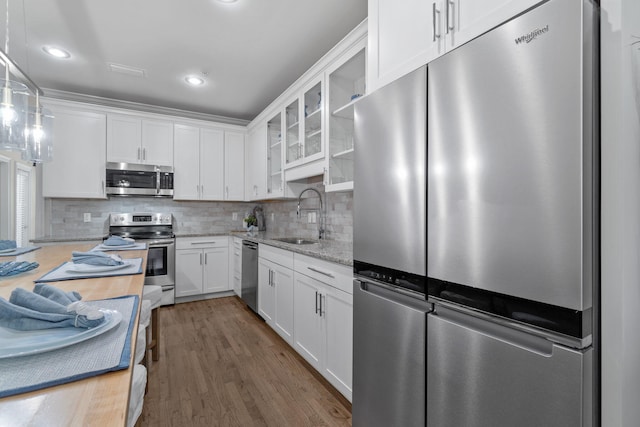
top-left (273, 237), bottom-right (318, 245)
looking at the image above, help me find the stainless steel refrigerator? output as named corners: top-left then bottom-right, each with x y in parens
top-left (352, 65), bottom-right (429, 427)
top-left (427, 0), bottom-right (598, 426)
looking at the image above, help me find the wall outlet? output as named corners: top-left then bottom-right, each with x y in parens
top-left (232, 212), bottom-right (238, 221)
top-left (83, 213), bottom-right (91, 222)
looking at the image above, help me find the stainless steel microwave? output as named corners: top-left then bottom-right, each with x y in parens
top-left (106, 162), bottom-right (174, 197)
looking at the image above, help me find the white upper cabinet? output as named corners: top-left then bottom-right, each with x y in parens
top-left (224, 131), bottom-right (245, 201)
top-left (43, 103), bottom-right (107, 199)
top-left (325, 42), bottom-right (366, 192)
top-left (107, 114), bottom-right (173, 166)
top-left (245, 123), bottom-right (267, 201)
top-left (173, 124), bottom-right (224, 201)
top-left (200, 128), bottom-right (225, 200)
top-left (368, 0), bottom-right (542, 91)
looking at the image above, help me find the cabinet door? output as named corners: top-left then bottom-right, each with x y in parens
top-left (203, 247), bottom-right (230, 293)
top-left (273, 264), bottom-right (294, 345)
top-left (175, 250), bottom-right (204, 297)
top-left (323, 286), bottom-right (353, 400)
top-left (231, 239), bottom-right (242, 297)
top-left (301, 79), bottom-right (324, 163)
top-left (258, 258), bottom-right (275, 323)
top-left (106, 114), bottom-right (141, 163)
top-left (224, 131), bottom-right (245, 201)
top-left (292, 273), bottom-right (323, 370)
top-left (453, 0), bottom-right (541, 50)
top-left (142, 119), bottom-right (173, 166)
top-left (368, 0), bottom-right (441, 92)
top-left (173, 125), bottom-right (200, 200)
top-left (200, 128), bottom-right (224, 200)
top-left (246, 123), bottom-right (267, 200)
top-left (43, 107), bottom-right (107, 199)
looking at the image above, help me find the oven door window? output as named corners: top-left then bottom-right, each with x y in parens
top-left (106, 169), bottom-right (157, 189)
top-left (146, 246), bottom-right (168, 277)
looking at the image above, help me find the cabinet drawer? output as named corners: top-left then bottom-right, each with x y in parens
top-left (176, 236), bottom-right (229, 250)
top-left (294, 253), bottom-right (353, 295)
top-left (260, 244), bottom-right (294, 269)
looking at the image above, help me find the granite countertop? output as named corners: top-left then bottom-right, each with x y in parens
top-left (230, 231), bottom-right (353, 267)
top-left (33, 231), bottom-right (353, 266)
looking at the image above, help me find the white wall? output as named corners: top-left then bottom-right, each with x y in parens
top-left (601, 0), bottom-right (640, 425)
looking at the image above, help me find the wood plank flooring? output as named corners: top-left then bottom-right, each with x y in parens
top-left (140, 297), bottom-right (352, 426)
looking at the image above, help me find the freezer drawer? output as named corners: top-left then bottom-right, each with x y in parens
top-left (353, 279), bottom-right (430, 427)
top-left (427, 305), bottom-right (593, 427)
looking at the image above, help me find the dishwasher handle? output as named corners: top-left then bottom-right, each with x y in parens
top-left (242, 241), bottom-right (258, 250)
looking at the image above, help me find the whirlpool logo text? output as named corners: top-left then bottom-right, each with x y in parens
top-left (515, 25), bottom-right (549, 45)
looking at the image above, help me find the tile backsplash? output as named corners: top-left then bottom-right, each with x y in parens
top-left (44, 190), bottom-right (353, 242)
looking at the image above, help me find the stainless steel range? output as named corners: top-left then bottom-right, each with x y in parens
top-left (109, 212), bottom-right (175, 305)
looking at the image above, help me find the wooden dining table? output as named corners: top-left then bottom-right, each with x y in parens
top-left (0, 243), bottom-right (147, 427)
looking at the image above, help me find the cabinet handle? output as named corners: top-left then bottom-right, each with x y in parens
top-left (204, 253), bottom-right (208, 264)
top-left (191, 241), bottom-right (217, 245)
top-left (446, 0), bottom-right (454, 33)
top-left (143, 148), bottom-right (147, 161)
top-left (271, 270), bottom-right (276, 287)
top-left (307, 266), bottom-right (335, 279)
top-left (199, 253), bottom-right (203, 265)
top-left (432, 3), bottom-right (441, 41)
top-left (319, 294), bottom-right (324, 317)
top-left (102, 180), bottom-right (105, 195)
top-left (315, 291), bottom-right (319, 314)
top-left (226, 186), bottom-right (229, 198)
top-left (137, 147), bottom-right (141, 160)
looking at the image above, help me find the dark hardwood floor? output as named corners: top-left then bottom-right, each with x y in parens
top-left (140, 296), bottom-right (352, 426)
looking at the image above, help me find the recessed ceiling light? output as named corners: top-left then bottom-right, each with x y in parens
top-left (185, 76), bottom-right (205, 86)
top-left (42, 46), bottom-right (70, 59)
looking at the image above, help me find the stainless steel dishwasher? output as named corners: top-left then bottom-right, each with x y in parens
top-left (241, 241), bottom-right (258, 312)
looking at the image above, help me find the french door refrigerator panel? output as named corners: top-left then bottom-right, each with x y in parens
top-left (427, 304), bottom-right (593, 427)
top-left (427, 0), bottom-right (596, 311)
top-left (353, 65), bottom-right (427, 277)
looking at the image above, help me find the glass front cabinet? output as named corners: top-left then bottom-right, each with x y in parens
top-left (284, 78), bottom-right (325, 170)
top-left (267, 111), bottom-right (283, 195)
top-left (325, 46), bottom-right (366, 192)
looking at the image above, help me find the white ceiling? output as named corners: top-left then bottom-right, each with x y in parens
top-left (2, 0), bottom-right (367, 122)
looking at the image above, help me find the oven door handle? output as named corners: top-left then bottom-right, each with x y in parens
top-left (146, 239), bottom-right (175, 246)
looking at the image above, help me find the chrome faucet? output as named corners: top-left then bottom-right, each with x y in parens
top-left (297, 187), bottom-right (326, 240)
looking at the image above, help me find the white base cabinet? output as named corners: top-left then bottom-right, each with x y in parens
top-left (293, 253), bottom-right (353, 401)
top-left (175, 236), bottom-right (229, 299)
top-left (258, 245), bottom-right (294, 345)
top-left (231, 237), bottom-right (242, 297)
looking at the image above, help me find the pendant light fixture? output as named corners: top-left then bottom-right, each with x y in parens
top-left (0, 0), bottom-right (28, 152)
top-left (0, 0), bottom-right (53, 164)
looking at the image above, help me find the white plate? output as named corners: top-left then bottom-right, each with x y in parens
top-left (66, 262), bottom-right (130, 274)
top-left (0, 248), bottom-right (16, 254)
top-left (0, 309), bottom-right (122, 359)
top-left (100, 242), bottom-right (137, 249)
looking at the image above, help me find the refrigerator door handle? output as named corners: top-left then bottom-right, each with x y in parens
top-left (356, 278), bottom-right (430, 312)
top-left (432, 303), bottom-right (556, 356)
top-left (430, 298), bottom-right (591, 350)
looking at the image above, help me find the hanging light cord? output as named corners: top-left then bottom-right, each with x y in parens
top-left (4, 0), bottom-right (9, 83)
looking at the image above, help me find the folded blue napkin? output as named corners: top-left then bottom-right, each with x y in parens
top-left (33, 283), bottom-right (81, 305)
top-left (71, 251), bottom-right (123, 266)
top-left (0, 261), bottom-right (39, 277)
top-left (0, 287), bottom-right (105, 331)
top-left (103, 235), bottom-right (134, 246)
top-left (0, 240), bottom-right (17, 251)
